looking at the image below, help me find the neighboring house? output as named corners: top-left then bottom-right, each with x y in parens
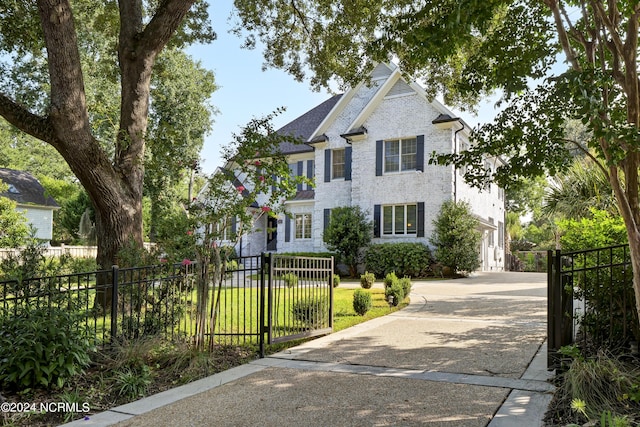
top-left (227, 63), bottom-right (506, 271)
top-left (0, 168), bottom-right (59, 242)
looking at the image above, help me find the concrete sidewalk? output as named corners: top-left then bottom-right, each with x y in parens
top-left (64, 272), bottom-right (555, 427)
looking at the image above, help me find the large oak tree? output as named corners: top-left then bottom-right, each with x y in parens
top-left (0, 0), bottom-right (213, 272)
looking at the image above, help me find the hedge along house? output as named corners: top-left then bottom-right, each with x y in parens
top-left (224, 63), bottom-right (506, 271)
top-left (0, 168), bottom-right (59, 243)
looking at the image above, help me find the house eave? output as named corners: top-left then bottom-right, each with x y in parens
top-left (340, 127), bottom-right (367, 143)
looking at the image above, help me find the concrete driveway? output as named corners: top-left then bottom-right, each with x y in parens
top-left (65, 272), bottom-right (553, 427)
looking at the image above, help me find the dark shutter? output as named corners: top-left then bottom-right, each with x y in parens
top-left (285, 216), bottom-right (291, 242)
top-left (324, 149), bottom-right (331, 182)
top-left (307, 160), bottom-right (314, 189)
top-left (375, 140), bottom-right (383, 176)
top-left (297, 161), bottom-right (303, 191)
top-left (373, 204), bottom-right (381, 237)
top-left (416, 135), bottom-right (425, 172)
top-left (324, 209), bottom-right (331, 231)
top-left (345, 147), bottom-right (352, 181)
top-left (231, 216), bottom-right (237, 234)
top-left (417, 202), bottom-right (425, 237)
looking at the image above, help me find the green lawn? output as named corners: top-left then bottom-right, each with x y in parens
top-left (333, 287), bottom-right (406, 331)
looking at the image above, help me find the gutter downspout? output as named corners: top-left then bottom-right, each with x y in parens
top-left (453, 119), bottom-right (464, 204)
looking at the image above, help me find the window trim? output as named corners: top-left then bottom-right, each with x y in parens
top-left (384, 137), bottom-right (418, 174)
top-left (381, 204), bottom-right (418, 236)
top-left (294, 213), bottom-right (312, 240)
top-left (331, 148), bottom-right (346, 180)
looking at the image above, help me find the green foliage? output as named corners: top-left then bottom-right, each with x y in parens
top-left (291, 298), bottom-right (327, 328)
top-left (360, 271), bottom-right (375, 289)
top-left (0, 306), bottom-right (92, 390)
top-left (322, 206), bottom-right (372, 277)
top-left (430, 201), bottom-right (481, 276)
top-left (383, 272), bottom-right (399, 289)
top-left (332, 274), bottom-right (340, 288)
top-left (398, 277), bottom-right (412, 297)
top-left (352, 289), bottom-right (372, 316)
top-left (364, 243), bottom-right (433, 278)
top-left (282, 272), bottom-right (298, 288)
top-left (0, 184), bottom-right (29, 248)
top-left (558, 209), bottom-right (627, 251)
top-left (385, 281), bottom-right (405, 307)
top-left (113, 365), bottom-right (153, 399)
top-left (561, 354), bottom-right (640, 423)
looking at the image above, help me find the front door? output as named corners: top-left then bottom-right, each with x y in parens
top-left (266, 216), bottom-right (277, 251)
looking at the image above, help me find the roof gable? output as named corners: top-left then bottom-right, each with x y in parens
top-left (276, 94), bottom-right (343, 154)
top-left (0, 168), bottom-right (59, 208)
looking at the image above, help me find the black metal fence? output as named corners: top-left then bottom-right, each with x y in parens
top-left (547, 244), bottom-right (639, 369)
top-left (0, 253), bottom-right (334, 355)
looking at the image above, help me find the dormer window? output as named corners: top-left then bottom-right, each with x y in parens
top-left (8, 184), bottom-right (19, 194)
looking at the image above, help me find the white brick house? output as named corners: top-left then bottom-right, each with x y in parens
top-left (233, 63), bottom-right (505, 271)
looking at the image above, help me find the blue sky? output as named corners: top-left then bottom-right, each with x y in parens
top-left (187, 2), bottom-right (333, 174)
top-left (188, 2), bottom-right (500, 175)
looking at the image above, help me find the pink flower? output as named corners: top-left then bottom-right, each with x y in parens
top-left (186, 230), bottom-right (193, 236)
top-left (254, 160), bottom-right (261, 166)
top-left (236, 185), bottom-right (245, 192)
top-left (259, 175), bottom-right (265, 182)
top-left (160, 258), bottom-right (168, 263)
top-left (181, 258), bottom-right (192, 266)
top-left (261, 206), bottom-right (271, 212)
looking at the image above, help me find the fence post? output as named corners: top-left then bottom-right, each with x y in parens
top-left (259, 253), bottom-right (268, 358)
top-left (110, 265), bottom-right (119, 343)
top-left (547, 249), bottom-right (561, 369)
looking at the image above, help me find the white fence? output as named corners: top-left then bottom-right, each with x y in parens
top-left (0, 243), bottom-right (156, 260)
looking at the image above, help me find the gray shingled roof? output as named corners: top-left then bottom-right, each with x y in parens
top-left (0, 168), bottom-right (59, 208)
top-left (276, 94), bottom-right (343, 154)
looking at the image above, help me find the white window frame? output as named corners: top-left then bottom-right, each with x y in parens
top-left (382, 204), bottom-right (417, 236)
top-left (295, 213), bottom-right (312, 239)
top-left (384, 138), bottom-right (417, 173)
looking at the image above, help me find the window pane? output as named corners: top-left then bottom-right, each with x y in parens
top-left (383, 206), bottom-right (393, 235)
top-left (395, 205), bottom-right (405, 234)
top-left (304, 214), bottom-right (312, 238)
top-left (295, 215), bottom-right (303, 239)
top-left (332, 149), bottom-right (345, 179)
top-left (384, 140), bottom-right (400, 173)
top-left (401, 138), bottom-right (417, 170)
top-left (406, 205), bottom-right (417, 234)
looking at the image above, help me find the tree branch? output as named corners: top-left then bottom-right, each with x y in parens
top-left (0, 93), bottom-right (56, 144)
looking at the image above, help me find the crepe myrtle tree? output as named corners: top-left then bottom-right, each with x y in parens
top-left (233, 0), bottom-right (640, 340)
top-left (185, 111), bottom-right (309, 349)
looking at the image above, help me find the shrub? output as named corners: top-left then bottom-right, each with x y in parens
top-left (114, 365), bottom-right (153, 399)
top-left (383, 272), bottom-right (399, 289)
top-left (385, 281), bottom-right (405, 307)
top-left (333, 274), bottom-right (340, 288)
top-left (430, 200), bottom-right (482, 275)
top-left (360, 271), bottom-right (375, 289)
top-left (0, 306), bottom-right (92, 389)
top-left (292, 299), bottom-right (327, 328)
top-left (323, 206), bottom-right (373, 277)
top-left (364, 243), bottom-right (433, 278)
top-left (399, 277), bottom-right (412, 296)
top-left (282, 272), bottom-right (299, 288)
top-left (353, 289), bottom-right (373, 315)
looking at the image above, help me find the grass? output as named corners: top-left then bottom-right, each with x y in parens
top-left (0, 281), bottom-right (409, 427)
top-left (333, 287), bottom-right (405, 331)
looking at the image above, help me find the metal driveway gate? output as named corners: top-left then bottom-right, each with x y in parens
top-left (263, 254), bottom-right (334, 351)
